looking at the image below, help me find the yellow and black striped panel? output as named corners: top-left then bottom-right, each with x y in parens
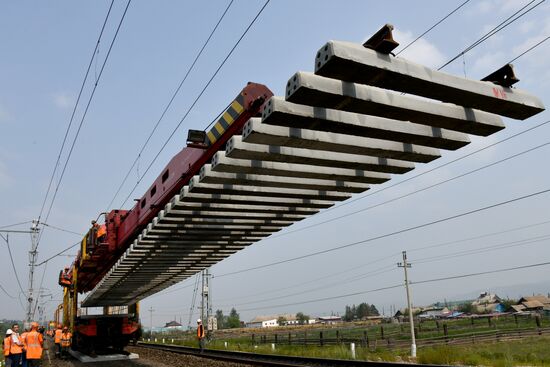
top-left (206, 93), bottom-right (245, 146)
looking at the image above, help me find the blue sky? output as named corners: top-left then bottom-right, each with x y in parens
top-left (0, 0), bottom-right (549, 326)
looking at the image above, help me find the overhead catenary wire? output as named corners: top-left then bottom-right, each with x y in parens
top-left (395, 0), bottom-right (471, 56)
top-left (508, 35), bottom-right (550, 64)
top-left (119, 0), bottom-right (271, 208)
top-left (220, 259), bottom-right (550, 314)
top-left (438, 0), bottom-right (545, 70)
top-left (106, 0), bottom-right (235, 210)
top-left (0, 233), bottom-right (26, 295)
top-left (266, 125), bottom-right (550, 240)
top-left (36, 241), bottom-right (81, 267)
top-left (41, 223), bottom-right (83, 237)
top-left (215, 187), bottom-right (550, 278)
top-left (38, 0), bottom-right (132, 247)
top-left (0, 221), bottom-right (32, 229)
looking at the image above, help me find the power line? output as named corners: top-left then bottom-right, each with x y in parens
top-left (412, 260), bottom-right (550, 285)
top-left (0, 233), bottom-right (26, 295)
top-left (438, 0), bottom-right (544, 70)
top-left (0, 221), bottom-right (32, 229)
top-left (413, 233), bottom-right (550, 264)
top-left (37, 0), bottom-right (115, 223)
top-left (0, 282), bottom-right (16, 300)
top-left (396, 0), bottom-right (471, 56)
top-left (40, 223), bottom-right (83, 237)
top-left (215, 252), bottom-right (401, 303)
top-left (409, 218), bottom-right (550, 253)
top-left (36, 241), bottom-right (80, 267)
top-left (508, 35), bottom-right (550, 64)
top-left (266, 125), bottom-right (550, 240)
top-left (119, 0), bottom-right (271, 208)
top-left (39, 0), bottom-right (132, 246)
top-left (217, 266), bottom-right (396, 309)
top-left (106, 0), bottom-right (235, 210)
top-left (215, 187), bottom-right (550, 278)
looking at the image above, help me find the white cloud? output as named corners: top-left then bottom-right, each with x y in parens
top-left (52, 92), bottom-right (73, 109)
top-left (392, 29), bottom-right (446, 68)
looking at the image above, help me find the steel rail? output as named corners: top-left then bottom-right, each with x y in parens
top-left (136, 342), bottom-right (453, 367)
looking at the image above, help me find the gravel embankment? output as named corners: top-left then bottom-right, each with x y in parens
top-left (127, 346), bottom-right (255, 367)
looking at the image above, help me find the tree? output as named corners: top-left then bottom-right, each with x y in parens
top-left (277, 316), bottom-right (287, 326)
top-left (457, 302), bottom-right (476, 314)
top-left (344, 306), bottom-right (354, 322)
top-left (225, 308), bottom-right (241, 328)
top-left (296, 312), bottom-right (310, 325)
top-left (215, 309), bottom-right (225, 329)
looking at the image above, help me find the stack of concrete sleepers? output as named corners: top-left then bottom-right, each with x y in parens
top-left (82, 40), bottom-right (544, 306)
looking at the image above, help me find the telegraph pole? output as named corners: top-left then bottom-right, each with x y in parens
top-left (149, 306), bottom-right (154, 338)
top-left (398, 251), bottom-right (416, 358)
top-left (26, 220), bottom-right (40, 323)
top-left (200, 268), bottom-right (214, 331)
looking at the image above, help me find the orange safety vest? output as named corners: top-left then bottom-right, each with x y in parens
top-left (54, 329), bottom-right (62, 344)
top-left (9, 334), bottom-right (23, 354)
top-left (197, 324), bottom-right (205, 339)
top-left (24, 331), bottom-right (43, 360)
top-left (60, 332), bottom-right (72, 347)
top-left (20, 332), bottom-right (27, 351)
top-left (3, 336), bottom-right (11, 356)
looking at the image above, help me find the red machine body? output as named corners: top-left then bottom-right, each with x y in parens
top-left (75, 82), bottom-right (273, 293)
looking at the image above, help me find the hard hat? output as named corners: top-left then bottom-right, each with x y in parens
top-left (63, 326), bottom-right (68, 330)
top-left (31, 322), bottom-right (39, 328)
top-left (6, 329), bottom-right (13, 335)
top-left (197, 319), bottom-right (202, 323)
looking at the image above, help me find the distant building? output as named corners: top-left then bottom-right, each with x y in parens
top-left (510, 295), bottom-right (550, 314)
top-left (164, 320), bottom-right (184, 330)
top-left (471, 292), bottom-right (504, 313)
top-left (418, 307), bottom-right (450, 319)
top-left (246, 314), bottom-right (316, 328)
top-left (317, 316), bottom-right (342, 325)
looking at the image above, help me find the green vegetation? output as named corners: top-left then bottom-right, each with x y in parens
top-left (343, 302), bottom-right (379, 321)
top-left (160, 336), bottom-right (550, 366)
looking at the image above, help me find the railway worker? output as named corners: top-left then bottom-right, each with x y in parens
top-left (24, 322), bottom-right (43, 367)
top-left (20, 326), bottom-right (30, 367)
top-left (59, 327), bottom-right (72, 360)
top-left (3, 329), bottom-right (12, 367)
top-left (8, 324), bottom-right (24, 367)
top-left (196, 319), bottom-right (205, 352)
top-left (53, 324), bottom-right (62, 357)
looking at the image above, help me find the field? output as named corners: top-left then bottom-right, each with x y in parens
top-left (148, 314), bottom-right (550, 366)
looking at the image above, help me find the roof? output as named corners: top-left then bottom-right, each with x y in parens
top-left (248, 314), bottom-right (297, 323)
top-left (472, 292), bottom-right (501, 305)
top-left (522, 300), bottom-right (545, 309)
top-left (510, 304), bottom-right (526, 312)
top-left (520, 295), bottom-right (550, 304)
top-left (164, 321), bottom-right (182, 327)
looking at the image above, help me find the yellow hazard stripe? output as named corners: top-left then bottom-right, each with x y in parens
top-left (207, 131), bottom-right (216, 144)
top-left (214, 122), bottom-right (224, 135)
top-left (223, 111), bottom-right (234, 125)
top-left (231, 100), bottom-right (244, 114)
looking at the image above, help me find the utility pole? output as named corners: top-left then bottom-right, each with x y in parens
top-left (26, 220), bottom-right (40, 323)
top-left (149, 306), bottom-right (154, 338)
top-left (200, 268), bottom-right (214, 331)
top-left (398, 251), bottom-right (416, 358)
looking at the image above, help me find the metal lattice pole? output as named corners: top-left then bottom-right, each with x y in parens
top-left (25, 220), bottom-right (40, 323)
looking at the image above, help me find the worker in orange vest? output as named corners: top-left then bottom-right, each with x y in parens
top-left (3, 329), bottom-right (12, 367)
top-left (54, 324), bottom-right (62, 357)
top-left (9, 324), bottom-right (24, 367)
top-left (24, 322), bottom-right (43, 367)
top-left (60, 327), bottom-right (72, 360)
top-left (196, 319), bottom-right (205, 353)
top-left (20, 326), bottom-right (30, 367)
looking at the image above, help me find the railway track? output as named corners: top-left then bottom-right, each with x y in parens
top-left (136, 342), bottom-right (452, 367)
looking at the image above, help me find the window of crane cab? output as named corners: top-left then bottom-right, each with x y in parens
top-left (140, 198), bottom-right (146, 209)
top-left (162, 170), bottom-right (169, 183)
top-left (150, 185), bottom-right (157, 197)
